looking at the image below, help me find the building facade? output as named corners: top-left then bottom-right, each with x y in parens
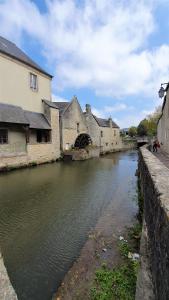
top-left (84, 104), bottom-right (121, 153)
top-left (49, 99), bottom-right (121, 154)
top-left (51, 96), bottom-right (90, 151)
top-left (0, 36), bottom-right (60, 170)
top-left (157, 86), bottom-right (169, 154)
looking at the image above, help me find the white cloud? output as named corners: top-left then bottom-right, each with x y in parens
top-left (92, 107), bottom-right (106, 118)
top-left (0, 0), bottom-right (169, 102)
top-left (104, 104), bottom-right (127, 113)
top-left (52, 94), bottom-right (68, 102)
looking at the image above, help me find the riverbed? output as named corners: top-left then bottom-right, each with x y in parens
top-left (0, 150), bottom-right (138, 300)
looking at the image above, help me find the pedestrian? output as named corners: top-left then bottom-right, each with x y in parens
top-left (153, 140), bottom-right (160, 152)
top-left (153, 140), bottom-right (157, 152)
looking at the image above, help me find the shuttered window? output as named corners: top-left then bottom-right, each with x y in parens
top-left (30, 73), bottom-right (38, 91)
top-left (0, 129), bottom-right (8, 144)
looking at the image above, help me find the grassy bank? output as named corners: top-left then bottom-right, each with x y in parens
top-left (90, 179), bottom-right (143, 300)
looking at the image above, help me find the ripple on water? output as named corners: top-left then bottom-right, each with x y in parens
top-left (0, 151), bottom-right (138, 300)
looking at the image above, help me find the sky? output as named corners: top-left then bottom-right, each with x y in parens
top-left (0, 0), bottom-right (169, 128)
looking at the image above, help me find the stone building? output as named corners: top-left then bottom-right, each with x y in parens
top-left (51, 96), bottom-right (90, 151)
top-left (50, 96), bottom-right (121, 154)
top-left (157, 85), bottom-right (169, 154)
top-left (0, 36), bottom-right (60, 170)
top-left (84, 104), bottom-right (121, 153)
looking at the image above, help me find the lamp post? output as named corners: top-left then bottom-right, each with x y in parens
top-left (158, 83), bottom-right (169, 98)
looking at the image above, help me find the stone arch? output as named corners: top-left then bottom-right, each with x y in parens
top-left (74, 133), bottom-right (92, 149)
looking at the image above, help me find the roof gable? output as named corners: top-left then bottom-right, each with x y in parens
top-left (0, 36), bottom-right (52, 78)
top-left (53, 102), bottom-right (70, 116)
top-left (93, 115), bottom-right (119, 128)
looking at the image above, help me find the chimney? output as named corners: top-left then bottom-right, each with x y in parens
top-left (108, 117), bottom-right (112, 128)
top-left (86, 104), bottom-right (91, 114)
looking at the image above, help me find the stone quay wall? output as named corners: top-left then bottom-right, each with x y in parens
top-left (138, 147), bottom-right (169, 300)
top-left (0, 253), bottom-right (17, 300)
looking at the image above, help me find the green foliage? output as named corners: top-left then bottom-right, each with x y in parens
top-left (137, 106), bottom-right (161, 137)
top-left (91, 262), bottom-right (137, 300)
top-left (91, 221), bottom-right (142, 300)
top-left (118, 240), bottom-right (131, 258)
top-left (128, 127), bottom-right (137, 137)
top-left (137, 119), bottom-right (148, 136)
top-left (90, 182), bottom-right (144, 300)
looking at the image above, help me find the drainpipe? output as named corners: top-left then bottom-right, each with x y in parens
top-left (59, 115), bottom-right (63, 153)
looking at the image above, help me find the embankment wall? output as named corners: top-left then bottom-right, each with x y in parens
top-left (0, 253), bottom-right (17, 299)
top-left (138, 147), bottom-right (169, 300)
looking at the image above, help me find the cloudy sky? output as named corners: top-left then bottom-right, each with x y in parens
top-left (0, 0), bottom-right (169, 128)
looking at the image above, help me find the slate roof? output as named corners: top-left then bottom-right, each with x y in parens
top-left (0, 103), bottom-right (29, 125)
top-left (24, 111), bottom-right (51, 130)
top-left (53, 102), bottom-right (70, 115)
top-left (42, 99), bottom-right (58, 109)
top-left (93, 115), bottom-right (119, 128)
top-left (0, 103), bottom-right (51, 129)
top-left (0, 36), bottom-right (52, 78)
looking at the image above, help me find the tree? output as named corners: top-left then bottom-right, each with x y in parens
top-left (137, 106), bottom-right (162, 137)
top-left (128, 126), bottom-right (137, 137)
top-left (137, 119), bottom-right (148, 136)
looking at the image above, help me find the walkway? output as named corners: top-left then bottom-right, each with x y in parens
top-left (153, 150), bottom-right (169, 169)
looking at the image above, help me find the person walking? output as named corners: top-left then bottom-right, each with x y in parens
top-left (153, 140), bottom-right (160, 152)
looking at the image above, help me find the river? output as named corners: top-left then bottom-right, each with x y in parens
top-left (0, 150), bottom-right (138, 300)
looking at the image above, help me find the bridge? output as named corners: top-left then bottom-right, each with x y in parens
top-left (136, 136), bottom-right (149, 147)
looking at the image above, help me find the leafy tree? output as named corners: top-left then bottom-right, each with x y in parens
top-left (137, 106), bottom-right (162, 137)
top-left (137, 119), bottom-right (148, 136)
top-left (128, 126), bottom-right (137, 137)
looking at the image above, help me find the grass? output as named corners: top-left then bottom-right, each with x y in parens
top-left (90, 221), bottom-right (142, 300)
top-left (91, 262), bottom-right (138, 300)
top-left (90, 176), bottom-right (144, 300)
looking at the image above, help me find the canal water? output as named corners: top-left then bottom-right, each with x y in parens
top-left (0, 150), bottom-right (138, 300)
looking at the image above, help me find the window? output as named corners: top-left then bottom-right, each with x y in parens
top-left (101, 131), bottom-right (103, 137)
top-left (0, 129), bottom-right (8, 144)
top-left (30, 73), bottom-right (38, 91)
top-left (65, 143), bottom-right (70, 150)
top-left (77, 123), bottom-right (80, 134)
top-left (106, 142), bottom-right (108, 146)
top-left (37, 130), bottom-right (51, 143)
top-left (114, 130), bottom-right (116, 136)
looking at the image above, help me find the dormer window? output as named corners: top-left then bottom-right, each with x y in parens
top-left (30, 73), bottom-right (38, 91)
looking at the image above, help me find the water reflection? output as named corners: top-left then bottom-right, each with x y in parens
top-left (0, 150), bottom-right (137, 300)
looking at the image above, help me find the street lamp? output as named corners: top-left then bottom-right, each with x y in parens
top-left (158, 83), bottom-right (169, 98)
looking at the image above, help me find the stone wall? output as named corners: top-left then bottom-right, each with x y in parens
top-left (63, 146), bottom-right (100, 161)
top-left (0, 253), bottom-right (17, 300)
top-left (0, 107), bottom-right (60, 171)
top-left (138, 147), bottom-right (169, 300)
top-left (62, 98), bottom-right (88, 150)
top-left (157, 89), bottom-right (169, 155)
